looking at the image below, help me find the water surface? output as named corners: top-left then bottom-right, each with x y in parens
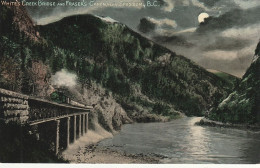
top-left (98, 117), bottom-right (260, 164)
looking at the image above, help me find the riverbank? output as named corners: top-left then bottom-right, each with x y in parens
top-left (62, 124), bottom-right (162, 163)
top-left (195, 118), bottom-right (260, 131)
top-left (62, 117), bottom-right (260, 164)
top-left (65, 143), bottom-right (161, 164)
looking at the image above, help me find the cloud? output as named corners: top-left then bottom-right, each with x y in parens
top-left (153, 35), bottom-right (194, 47)
top-left (155, 22), bottom-right (259, 77)
top-left (234, 0), bottom-right (260, 9)
top-left (203, 37), bottom-right (251, 51)
top-left (159, 0), bottom-right (190, 12)
top-left (173, 27), bottom-right (197, 34)
top-left (51, 69), bottom-right (77, 88)
top-left (148, 17), bottom-right (177, 28)
top-left (196, 6), bottom-right (260, 33)
top-left (201, 23), bottom-right (260, 51)
top-left (201, 43), bottom-right (256, 76)
top-left (161, 0), bottom-right (175, 12)
top-left (196, 24), bottom-right (260, 52)
top-left (134, 6), bottom-right (259, 78)
top-left (138, 17), bottom-right (177, 34)
top-left (221, 23), bottom-right (260, 39)
top-left (138, 18), bottom-right (156, 33)
top-left (191, 0), bottom-right (210, 11)
top-left (197, 0), bottom-right (221, 7)
top-left (203, 50), bottom-right (238, 61)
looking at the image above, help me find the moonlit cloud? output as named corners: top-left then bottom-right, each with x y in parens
top-left (191, 0), bottom-right (210, 11)
top-left (138, 17), bottom-right (177, 35)
top-left (234, 0), bottom-right (260, 9)
top-left (196, 6), bottom-right (260, 33)
top-left (173, 27), bottom-right (197, 35)
top-left (162, 0), bottom-right (175, 12)
top-left (221, 24), bottom-right (260, 40)
top-left (148, 17), bottom-right (177, 28)
top-left (160, 0), bottom-right (190, 12)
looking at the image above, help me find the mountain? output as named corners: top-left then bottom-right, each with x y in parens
top-left (0, 6), bottom-right (233, 127)
top-left (208, 41), bottom-right (260, 124)
top-left (38, 14), bottom-right (234, 117)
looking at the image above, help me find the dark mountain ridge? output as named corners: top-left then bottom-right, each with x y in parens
top-left (1, 5), bottom-right (233, 122)
top-left (37, 13), bottom-right (233, 116)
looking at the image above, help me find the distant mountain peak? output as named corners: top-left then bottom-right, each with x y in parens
top-left (95, 15), bottom-right (118, 23)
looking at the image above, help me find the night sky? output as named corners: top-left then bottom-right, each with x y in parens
top-left (26, 0), bottom-right (260, 77)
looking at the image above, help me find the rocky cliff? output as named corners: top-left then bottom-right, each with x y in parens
top-left (0, 5), bottom-right (40, 41)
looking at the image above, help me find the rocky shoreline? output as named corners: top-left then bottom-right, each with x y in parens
top-left (63, 141), bottom-right (164, 164)
top-left (62, 125), bottom-right (165, 164)
top-left (195, 118), bottom-right (260, 132)
top-left (72, 144), bottom-right (163, 164)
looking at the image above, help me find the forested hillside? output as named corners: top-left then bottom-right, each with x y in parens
top-left (38, 14), bottom-right (233, 117)
top-left (1, 6), bottom-right (232, 123)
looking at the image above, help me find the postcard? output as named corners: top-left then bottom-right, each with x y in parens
top-left (0, 0), bottom-right (259, 165)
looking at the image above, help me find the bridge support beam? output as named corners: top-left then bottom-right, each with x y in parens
top-left (79, 114), bottom-right (82, 137)
top-left (55, 120), bottom-right (60, 155)
top-left (86, 113), bottom-right (89, 133)
top-left (82, 114), bottom-right (85, 135)
top-left (67, 117), bottom-right (70, 147)
top-left (73, 115), bottom-right (76, 142)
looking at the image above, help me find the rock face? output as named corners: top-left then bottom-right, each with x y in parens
top-left (60, 82), bottom-right (132, 133)
top-left (0, 6), bottom-right (40, 41)
top-left (209, 41), bottom-right (260, 124)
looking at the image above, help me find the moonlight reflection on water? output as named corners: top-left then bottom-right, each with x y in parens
top-left (98, 117), bottom-right (260, 164)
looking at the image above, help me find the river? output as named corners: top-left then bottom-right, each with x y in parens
top-left (98, 117), bottom-right (260, 164)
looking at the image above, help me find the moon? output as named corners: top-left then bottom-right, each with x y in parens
top-left (198, 13), bottom-right (209, 23)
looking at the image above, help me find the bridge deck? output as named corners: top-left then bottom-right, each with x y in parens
top-left (29, 111), bottom-right (89, 125)
top-left (28, 97), bottom-right (92, 124)
top-left (0, 88), bottom-right (93, 155)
